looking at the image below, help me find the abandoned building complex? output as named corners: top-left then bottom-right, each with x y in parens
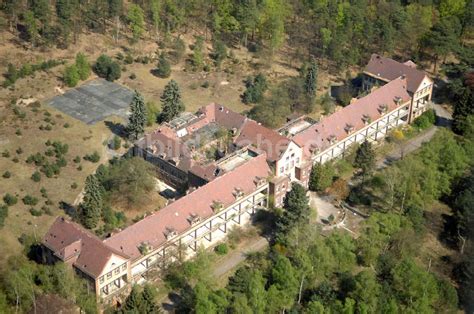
top-left (42, 55), bottom-right (433, 303)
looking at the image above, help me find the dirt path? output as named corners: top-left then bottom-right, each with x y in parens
top-left (377, 102), bottom-right (452, 169)
top-left (212, 237), bottom-right (269, 278)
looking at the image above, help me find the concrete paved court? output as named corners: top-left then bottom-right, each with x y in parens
top-left (47, 79), bottom-right (134, 125)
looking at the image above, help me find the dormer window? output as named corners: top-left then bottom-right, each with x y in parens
top-left (188, 213), bottom-right (201, 226)
top-left (328, 135), bottom-right (337, 144)
top-left (362, 114), bottom-right (371, 125)
top-left (344, 124), bottom-right (355, 134)
top-left (394, 96), bottom-right (402, 105)
top-left (164, 227), bottom-right (177, 240)
top-left (310, 144), bottom-right (320, 155)
top-left (232, 188), bottom-right (244, 199)
top-left (378, 104), bottom-right (388, 115)
top-left (138, 242), bottom-right (152, 255)
top-left (254, 176), bottom-right (266, 187)
top-left (211, 200), bottom-right (224, 212)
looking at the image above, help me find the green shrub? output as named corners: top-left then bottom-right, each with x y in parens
top-left (29, 208), bottom-right (43, 216)
top-left (22, 195), bottom-right (39, 206)
top-left (2, 171), bottom-right (11, 178)
top-left (41, 163), bottom-right (60, 177)
top-left (12, 157), bottom-right (19, 163)
top-left (413, 109), bottom-right (436, 130)
top-left (63, 123), bottom-right (70, 128)
top-left (94, 55), bottom-right (121, 81)
top-left (12, 106), bottom-right (26, 119)
top-left (16, 147), bottom-right (23, 154)
top-left (124, 54), bottom-right (134, 64)
top-left (71, 182), bottom-right (78, 189)
top-left (41, 205), bottom-right (53, 216)
top-left (52, 141), bottom-right (69, 156)
top-left (129, 73), bottom-right (137, 80)
top-left (56, 156), bottom-right (67, 167)
top-left (2, 150), bottom-right (10, 158)
top-left (15, 129), bottom-right (22, 136)
top-left (63, 64), bottom-right (80, 87)
top-left (73, 156), bottom-right (81, 163)
top-left (26, 153), bottom-right (46, 166)
top-left (215, 243), bottom-right (229, 255)
top-left (3, 193), bottom-right (18, 206)
top-left (40, 187), bottom-right (48, 198)
top-left (201, 81), bottom-right (209, 88)
top-left (112, 136), bottom-right (122, 150)
top-left (31, 171), bottom-right (41, 182)
top-left (0, 204), bottom-right (8, 227)
top-left (84, 151), bottom-right (100, 163)
top-left (77, 165), bottom-right (83, 171)
top-left (45, 148), bottom-right (55, 157)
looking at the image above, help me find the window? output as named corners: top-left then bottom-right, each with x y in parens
top-left (114, 268), bottom-right (120, 275)
top-left (291, 153), bottom-right (295, 158)
top-left (296, 157), bottom-right (300, 164)
top-left (285, 164), bottom-right (289, 171)
top-left (286, 156), bottom-right (289, 161)
top-left (99, 276), bottom-right (104, 284)
top-left (122, 264), bottom-right (127, 271)
top-left (279, 167), bottom-right (284, 173)
top-left (291, 160), bottom-right (294, 168)
top-left (107, 272), bottom-right (112, 279)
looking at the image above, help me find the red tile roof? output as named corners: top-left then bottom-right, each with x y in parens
top-left (235, 120), bottom-right (292, 162)
top-left (294, 77), bottom-right (411, 157)
top-left (198, 103), bottom-right (248, 131)
top-left (364, 54), bottom-right (428, 93)
top-left (42, 217), bottom-right (128, 278)
top-left (105, 153), bottom-right (271, 260)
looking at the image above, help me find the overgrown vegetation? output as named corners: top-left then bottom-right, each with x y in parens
top-left (3, 60), bottom-right (64, 87)
top-left (77, 157), bottom-right (155, 233)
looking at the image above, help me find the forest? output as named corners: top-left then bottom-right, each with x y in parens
top-left (0, 0), bottom-right (473, 313)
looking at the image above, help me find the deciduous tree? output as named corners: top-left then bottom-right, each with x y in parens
top-left (128, 4), bottom-right (145, 42)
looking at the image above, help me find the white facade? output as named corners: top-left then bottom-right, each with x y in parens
top-left (97, 254), bottom-right (130, 298)
top-left (312, 102), bottom-right (411, 164)
top-left (275, 141), bottom-right (303, 179)
top-left (128, 184), bottom-right (269, 281)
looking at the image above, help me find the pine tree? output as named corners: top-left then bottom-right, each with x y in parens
top-left (121, 285), bottom-right (144, 312)
top-left (156, 53), bottom-right (171, 78)
top-left (80, 175), bottom-right (103, 229)
top-left (160, 80), bottom-right (184, 122)
top-left (354, 140), bottom-right (376, 176)
top-left (127, 91), bottom-right (147, 140)
top-left (453, 87), bottom-right (474, 135)
top-left (142, 284), bottom-right (161, 313)
top-left (75, 53), bottom-right (91, 80)
top-left (304, 59), bottom-right (318, 98)
top-left (277, 183), bottom-right (310, 241)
